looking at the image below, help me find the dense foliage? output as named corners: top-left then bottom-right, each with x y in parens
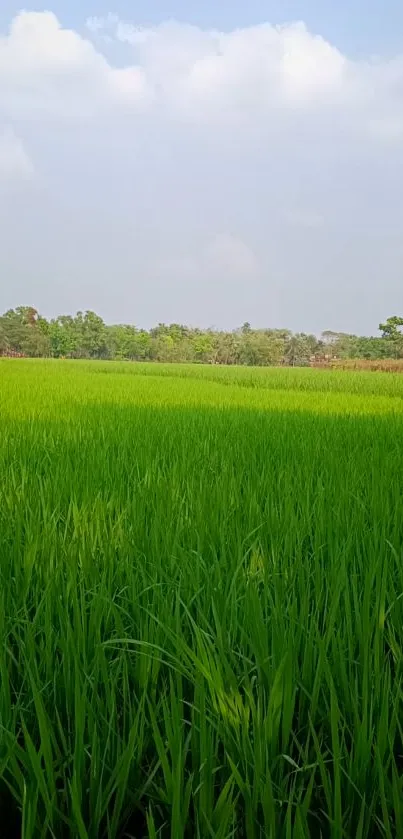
top-left (1, 306), bottom-right (403, 365)
top-left (1, 359), bottom-right (403, 838)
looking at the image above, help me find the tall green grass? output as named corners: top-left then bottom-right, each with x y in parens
top-left (0, 359), bottom-right (402, 838)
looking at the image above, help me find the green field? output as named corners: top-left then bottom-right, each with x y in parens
top-left (1, 359), bottom-right (403, 838)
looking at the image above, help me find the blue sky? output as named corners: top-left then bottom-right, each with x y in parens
top-left (1, 5), bottom-right (403, 333)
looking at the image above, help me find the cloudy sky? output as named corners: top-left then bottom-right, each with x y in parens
top-left (1, 3), bottom-right (403, 334)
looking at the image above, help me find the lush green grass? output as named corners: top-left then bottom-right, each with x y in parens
top-left (0, 359), bottom-right (402, 838)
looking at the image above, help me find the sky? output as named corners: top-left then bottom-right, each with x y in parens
top-left (1, 4), bottom-right (403, 334)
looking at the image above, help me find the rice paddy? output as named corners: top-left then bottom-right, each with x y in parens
top-left (1, 358), bottom-right (402, 838)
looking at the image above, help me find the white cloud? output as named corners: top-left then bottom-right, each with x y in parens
top-left (84, 14), bottom-right (403, 145)
top-left (0, 127), bottom-right (34, 180)
top-left (1, 11), bottom-right (403, 332)
top-left (0, 10), bottom-right (402, 135)
top-left (88, 17), bottom-right (347, 115)
top-left (0, 11), bottom-right (147, 119)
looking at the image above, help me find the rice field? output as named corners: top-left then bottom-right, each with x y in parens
top-left (1, 358), bottom-right (403, 839)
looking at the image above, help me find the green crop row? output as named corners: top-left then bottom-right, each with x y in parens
top-left (0, 359), bottom-right (402, 838)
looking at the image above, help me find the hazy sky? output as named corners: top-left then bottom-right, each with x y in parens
top-left (1, 4), bottom-right (403, 334)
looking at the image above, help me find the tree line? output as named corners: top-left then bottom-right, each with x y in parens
top-left (1, 307), bottom-right (403, 366)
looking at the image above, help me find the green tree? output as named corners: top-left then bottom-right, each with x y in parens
top-left (49, 316), bottom-right (78, 357)
top-left (379, 316), bottom-right (403, 358)
top-left (192, 333), bottom-right (215, 363)
top-left (2, 304), bottom-right (403, 366)
top-left (379, 315), bottom-right (403, 338)
top-left (215, 332), bottom-right (240, 365)
top-left (22, 328), bottom-right (51, 357)
top-left (75, 311), bottom-right (108, 359)
top-left (0, 318), bottom-right (9, 353)
top-left (107, 325), bottom-right (152, 360)
top-left (0, 312), bottom-right (26, 352)
top-left (14, 306), bottom-right (39, 326)
top-left (0, 307), bottom-right (49, 356)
